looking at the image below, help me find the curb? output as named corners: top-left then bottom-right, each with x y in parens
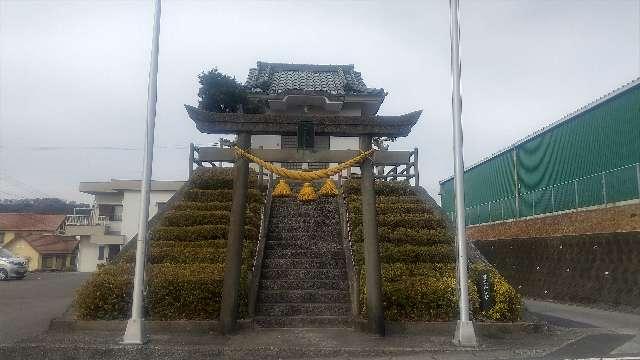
top-left (51, 317), bottom-right (545, 338)
top-left (49, 319), bottom-right (254, 334)
top-left (355, 320), bottom-right (547, 338)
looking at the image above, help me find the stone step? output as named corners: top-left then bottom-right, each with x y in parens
top-left (261, 268), bottom-right (346, 281)
top-left (253, 315), bottom-right (352, 328)
top-left (265, 241), bottom-right (342, 251)
top-left (258, 290), bottom-right (350, 304)
top-left (263, 249), bottom-right (344, 260)
top-left (262, 258), bottom-right (346, 270)
top-left (266, 233), bottom-right (340, 243)
top-left (268, 225), bottom-right (340, 234)
top-left (259, 279), bottom-right (349, 291)
top-left (256, 303), bottom-right (351, 317)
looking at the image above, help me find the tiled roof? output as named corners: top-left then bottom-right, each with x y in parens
top-left (245, 62), bottom-right (384, 96)
top-left (14, 233), bottom-right (79, 254)
top-left (0, 213), bottom-right (65, 231)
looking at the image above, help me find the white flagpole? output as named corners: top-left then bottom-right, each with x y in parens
top-left (122, 0), bottom-right (161, 345)
top-left (449, 0), bottom-right (477, 347)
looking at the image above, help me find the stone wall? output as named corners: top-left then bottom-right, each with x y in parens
top-left (475, 231), bottom-right (640, 311)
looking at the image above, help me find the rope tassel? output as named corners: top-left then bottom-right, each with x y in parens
top-left (297, 182), bottom-right (318, 202)
top-left (319, 179), bottom-right (339, 197)
top-left (272, 180), bottom-right (293, 197)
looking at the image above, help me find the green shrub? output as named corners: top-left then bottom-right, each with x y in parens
top-left (162, 210), bottom-right (230, 227)
top-left (471, 264), bottom-right (523, 322)
top-left (190, 167), bottom-right (259, 190)
top-left (184, 189), bottom-right (263, 204)
top-left (148, 248), bottom-right (227, 264)
top-left (152, 224), bottom-right (257, 242)
top-left (153, 225), bottom-right (228, 242)
top-left (353, 243), bottom-right (454, 266)
top-left (147, 264), bottom-right (225, 320)
top-left (351, 226), bottom-right (451, 245)
top-left (359, 267), bottom-right (480, 321)
top-left (343, 179), bottom-right (416, 197)
top-left (173, 201), bottom-right (261, 214)
top-left (349, 202), bottom-right (431, 216)
top-left (350, 213), bottom-right (444, 230)
top-left (75, 264), bottom-right (133, 320)
top-left (151, 240), bottom-right (227, 249)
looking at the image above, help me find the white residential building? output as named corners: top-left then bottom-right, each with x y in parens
top-left (65, 179), bottom-right (184, 272)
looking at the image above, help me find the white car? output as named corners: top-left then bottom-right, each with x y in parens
top-left (0, 248), bottom-right (28, 280)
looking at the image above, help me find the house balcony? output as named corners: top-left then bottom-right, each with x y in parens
top-left (64, 215), bottom-right (124, 245)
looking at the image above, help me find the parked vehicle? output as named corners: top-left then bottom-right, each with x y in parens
top-left (0, 248), bottom-right (28, 280)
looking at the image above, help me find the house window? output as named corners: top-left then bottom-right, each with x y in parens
top-left (98, 245), bottom-right (105, 260)
top-left (98, 205), bottom-right (123, 221)
top-left (107, 245), bottom-right (120, 260)
top-left (157, 202), bottom-right (167, 213)
top-left (42, 256), bottom-right (54, 269)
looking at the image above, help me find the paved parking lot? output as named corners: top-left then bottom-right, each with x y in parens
top-left (0, 272), bottom-right (90, 345)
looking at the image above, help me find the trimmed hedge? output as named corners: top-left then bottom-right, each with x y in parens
top-left (351, 226), bottom-right (452, 245)
top-left (349, 202), bottom-right (432, 216)
top-left (75, 264), bottom-right (133, 320)
top-left (173, 201), bottom-right (262, 215)
top-left (343, 179), bottom-right (416, 197)
top-left (189, 167), bottom-right (259, 190)
top-left (470, 263), bottom-right (523, 322)
top-left (76, 167), bottom-right (265, 320)
top-left (353, 243), bottom-right (454, 266)
top-left (345, 178), bottom-right (521, 322)
top-left (152, 225), bottom-right (259, 243)
top-left (119, 247), bottom-right (227, 264)
top-left (350, 213), bottom-right (444, 230)
top-left (162, 210), bottom-right (230, 227)
top-left (146, 264), bottom-right (225, 320)
top-left (151, 240), bottom-right (227, 249)
top-left (184, 189), bottom-right (263, 204)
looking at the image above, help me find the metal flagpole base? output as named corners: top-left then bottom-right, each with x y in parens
top-left (122, 318), bottom-right (146, 344)
top-left (453, 320), bottom-right (477, 347)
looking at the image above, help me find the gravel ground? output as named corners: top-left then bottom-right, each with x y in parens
top-left (0, 326), bottom-right (581, 360)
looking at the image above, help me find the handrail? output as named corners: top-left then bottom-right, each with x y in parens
top-left (338, 184), bottom-right (360, 319)
top-left (248, 173), bottom-right (274, 318)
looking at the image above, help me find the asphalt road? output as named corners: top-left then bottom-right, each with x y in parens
top-left (0, 272), bottom-right (90, 345)
top-left (526, 299), bottom-right (640, 358)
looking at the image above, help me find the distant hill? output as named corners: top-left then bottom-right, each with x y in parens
top-left (0, 198), bottom-right (89, 215)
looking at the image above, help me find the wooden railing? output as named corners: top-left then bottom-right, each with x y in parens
top-left (189, 143), bottom-right (420, 186)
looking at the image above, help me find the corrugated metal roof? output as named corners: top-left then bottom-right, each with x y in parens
top-left (440, 77), bottom-right (640, 184)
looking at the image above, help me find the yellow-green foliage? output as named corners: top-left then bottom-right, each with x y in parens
top-left (75, 167), bottom-right (264, 320)
top-left (345, 179), bottom-right (521, 322)
top-left (471, 263), bottom-right (523, 322)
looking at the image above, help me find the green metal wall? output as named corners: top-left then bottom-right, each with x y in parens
top-left (440, 82), bottom-right (640, 225)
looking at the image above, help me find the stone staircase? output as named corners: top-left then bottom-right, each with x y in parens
top-left (255, 197), bottom-right (352, 328)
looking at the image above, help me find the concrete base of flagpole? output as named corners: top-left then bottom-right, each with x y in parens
top-left (122, 318), bottom-right (146, 344)
top-left (453, 320), bottom-right (477, 347)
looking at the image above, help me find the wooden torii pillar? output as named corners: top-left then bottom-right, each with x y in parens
top-left (186, 105), bottom-right (422, 335)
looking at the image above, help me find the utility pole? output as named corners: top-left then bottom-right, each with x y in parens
top-left (449, 0), bottom-right (477, 347)
top-left (122, 0), bottom-right (161, 344)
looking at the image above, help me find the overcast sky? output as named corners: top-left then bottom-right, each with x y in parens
top-left (1, 0), bottom-right (638, 203)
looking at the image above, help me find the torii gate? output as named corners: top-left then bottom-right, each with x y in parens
top-left (186, 105), bottom-right (422, 335)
